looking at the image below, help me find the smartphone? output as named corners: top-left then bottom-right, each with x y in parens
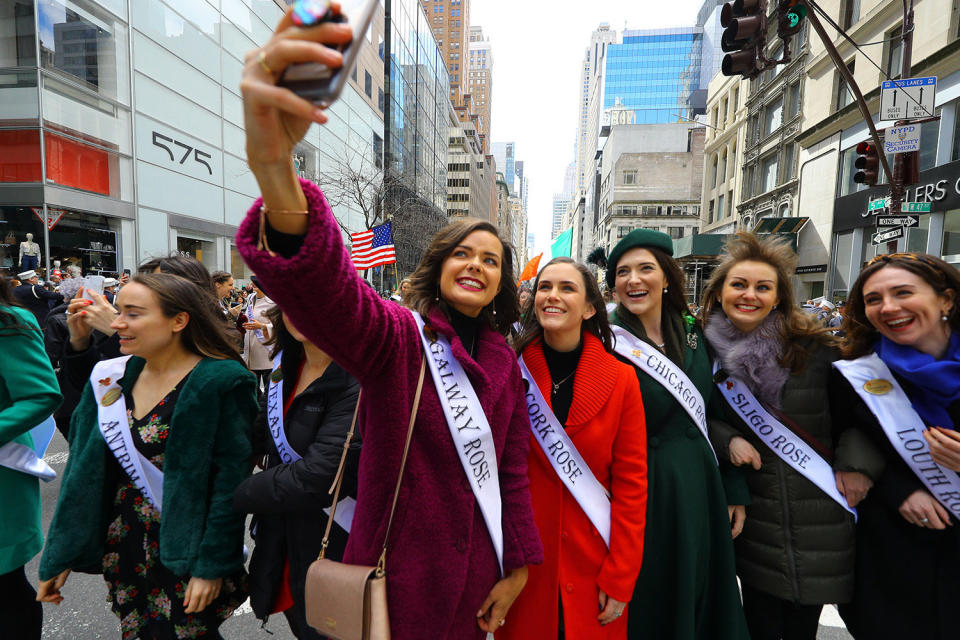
top-left (82, 275), bottom-right (105, 302)
top-left (122, 268), bottom-right (131, 276)
top-left (278, 0), bottom-right (380, 107)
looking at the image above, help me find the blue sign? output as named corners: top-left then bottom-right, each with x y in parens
top-left (882, 76), bottom-right (937, 90)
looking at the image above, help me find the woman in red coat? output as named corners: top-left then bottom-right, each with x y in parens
top-left (505, 257), bottom-right (648, 639)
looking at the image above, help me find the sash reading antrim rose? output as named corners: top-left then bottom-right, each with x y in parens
top-left (266, 352), bottom-right (355, 532)
top-left (713, 363), bottom-right (856, 519)
top-left (412, 311), bottom-right (504, 575)
top-left (835, 354), bottom-right (960, 518)
top-left (518, 357), bottom-right (611, 546)
top-left (0, 416), bottom-right (56, 481)
top-left (611, 326), bottom-right (717, 463)
top-left (91, 356), bottom-right (165, 511)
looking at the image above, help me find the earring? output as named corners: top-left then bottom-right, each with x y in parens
top-left (663, 286), bottom-right (668, 293)
top-left (493, 306), bottom-right (497, 317)
top-left (943, 314), bottom-right (950, 322)
top-left (435, 286), bottom-right (440, 303)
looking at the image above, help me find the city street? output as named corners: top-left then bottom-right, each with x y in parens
top-left (28, 430), bottom-right (852, 639)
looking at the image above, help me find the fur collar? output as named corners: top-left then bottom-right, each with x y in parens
top-left (704, 310), bottom-right (789, 408)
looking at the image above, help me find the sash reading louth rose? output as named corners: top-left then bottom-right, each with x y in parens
top-left (412, 311), bottom-right (504, 575)
top-left (611, 326), bottom-right (717, 463)
top-left (835, 354), bottom-right (960, 518)
top-left (518, 357), bottom-right (611, 546)
top-left (713, 362), bottom-right (857, 519)
top-left (266, 351), bottom-right (355, 532)
top-left (90, 356), bottom-right (164, 512)
top-left (0, 416), bottom-right (56, 482)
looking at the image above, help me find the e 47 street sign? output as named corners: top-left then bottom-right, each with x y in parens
top-left (872, 226), bottom-right (905, 245)
top-left (880, 76), bottom-right (937, 121)
top-left (877, 215), bottom-right (919, 228)
top-left (904, 202), bottom-right (932, 213)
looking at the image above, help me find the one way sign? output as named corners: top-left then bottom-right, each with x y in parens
top-left (877, 215), bottom-right (920, 228)
top-left (872, 226), bottom-right (905, 245)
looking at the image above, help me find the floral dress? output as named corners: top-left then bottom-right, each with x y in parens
top-left (103, 382), bottom-right (248, 640)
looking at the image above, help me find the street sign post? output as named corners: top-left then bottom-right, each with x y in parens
top-left (877, 215), bottom-right (919, 228)
top-left (903, 202), bottom-right (932, 213)
top-left (867, 197), bottom-right (890, 212)
top-left (883, 123), bottom-right (921, 154)
top-left (872, 226), bottom-right (905, 245)
top-left (880, 76), bottom-right (937, 120)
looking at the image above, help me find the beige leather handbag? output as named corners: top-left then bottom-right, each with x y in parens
top-left (305, 359), bottom-right (426, 640)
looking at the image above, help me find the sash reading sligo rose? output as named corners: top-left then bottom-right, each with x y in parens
top-left (713, 363), bottom-right (856, 519)
top-left (411, 311), bottom-right (504, 575)
top-left (611, 326), bottom-right (717, 463)
top-left (90, 356), bottom-right (164, 512)
top-left (0, 415), bottom-right (56, 481)
top-left (835, 354), bottom-right (960, 518)
top-left (518, 357), bottom-right (611, 546)
top-left (266, 352), bottom-right (355, 532)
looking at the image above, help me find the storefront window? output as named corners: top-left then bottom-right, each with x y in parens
top-left (0, 206), bottom-right (43, 278)
top-left (906, 214), bottom-right (930, 252)
top-left (0, 129), bottom-right (41, 182)
top-left (832, 231), bottom-right (854, 298)
top-left (44, 130), bottom-right (133, 199)
top-left (230, 244), bottom-right (251, 281)
top-left (38, 0), bottom-right (130, 104)
top-left (943, 209), bottom-right (960, 258)
top-left (0, 1), bottom-right (37, 67)
top-left (176, 235), bottom-right (216, 270)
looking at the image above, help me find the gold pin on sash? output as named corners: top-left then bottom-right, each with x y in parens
top-left (863, 379), bottom-right (893, 395)
top-left (270, 369), bottom-right (283, 383)
top-left (101, 388), bottom-right (122, 407)
top-left (631, 348), bottom-right (644, 357)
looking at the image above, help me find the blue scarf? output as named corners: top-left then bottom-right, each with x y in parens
top-left (876, 332), bottom-right (960, 430)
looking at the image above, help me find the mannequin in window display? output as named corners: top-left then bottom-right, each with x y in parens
top-left (19, 233), bottom-right (40, 272)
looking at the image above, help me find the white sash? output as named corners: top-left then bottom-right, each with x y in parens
top-left (0, 416), bottom-right (56, 481)
top-left (90, 356), bottom-right (165, 511)
top-left (246, 295), bottom-right (265, 342)
top-left (834, 354), bottom-right (960, 518)
top-left (411, 311), bottom-right (504, 575)
top-left (713, 363), bottom-right (856, 518)
top-left (611, 326), bottom-right (717, 463)
top-left (267, 351), bottom-right (355, 532)
top-left (518, 356), bottom-right (611, 546)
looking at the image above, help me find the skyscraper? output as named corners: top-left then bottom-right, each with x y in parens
top-left (491, 142), bottom-right (515, 192)
top-left (468, 26), bottom-right (492, 153)
top-left (421, 0), bottom-right (470, 105)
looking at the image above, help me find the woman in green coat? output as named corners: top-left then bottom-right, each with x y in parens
top-left (604, 229), bottom-right (750, 640)
top-left (37, 274), bottom-right (258, 640)
top-left (0, 275), bottom-right (62, 640)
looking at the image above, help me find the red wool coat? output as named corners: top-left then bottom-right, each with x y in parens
top-left (502, 334), bottom-right (648, 640)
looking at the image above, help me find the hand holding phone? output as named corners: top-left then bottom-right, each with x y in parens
top-left (82, 275), bottom-right (105, 303)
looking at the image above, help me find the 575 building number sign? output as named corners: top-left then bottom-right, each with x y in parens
top-left (152, 131), bottom-right (213, 176)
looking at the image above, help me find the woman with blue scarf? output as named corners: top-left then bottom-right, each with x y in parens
top-left (834, 252), bottom-right (960, 640)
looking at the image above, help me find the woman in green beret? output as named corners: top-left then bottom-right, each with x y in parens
top-left (603, 229), bottom-right (750, 640)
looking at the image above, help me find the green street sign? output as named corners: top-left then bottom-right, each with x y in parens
top-left (903, 202), bottom-right (932, 213)
top-left (868, 198), bottom-right (889, 212)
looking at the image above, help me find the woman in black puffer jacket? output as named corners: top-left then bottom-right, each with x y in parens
top-left (233, 305), bottom-right (361, 639)
top-left (700, 233), bottom-right (884, 640)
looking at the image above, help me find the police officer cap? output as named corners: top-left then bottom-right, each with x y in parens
top-left (605, 229), bottom-right (674, 288)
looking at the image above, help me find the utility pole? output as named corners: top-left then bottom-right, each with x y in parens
top-left (888, 0), bottom-right (915, 220)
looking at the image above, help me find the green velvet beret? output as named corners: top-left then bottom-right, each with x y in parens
top-left (605, 228), bottom-right (674, 288)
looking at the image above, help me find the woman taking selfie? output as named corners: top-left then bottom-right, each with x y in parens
top-left (501, 257), bottom-right (647, 639)
top-left (701, 233), bottom-right (883, 640)
top-left (37, 274), bottom-right (257, 640)
top-left (233, 305), bottom-right (361, 639)
top-left (603, 229), bottom-right (750, 640)
top-left (833, 252), bottom-right (960, 640)
top-left (233, 11), bottom-right (542, 639)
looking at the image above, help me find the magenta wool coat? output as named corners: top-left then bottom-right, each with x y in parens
top-left (236, 180), bottom-right (544, 640)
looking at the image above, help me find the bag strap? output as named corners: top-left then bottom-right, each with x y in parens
top-left (317, 357), bottom-right (427, 577)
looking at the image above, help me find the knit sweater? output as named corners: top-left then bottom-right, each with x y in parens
top-left (235, 179), bottom-right (543, 640)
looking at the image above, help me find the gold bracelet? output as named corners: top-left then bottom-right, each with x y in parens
top-left (260, 205), bottom-right (309, 215)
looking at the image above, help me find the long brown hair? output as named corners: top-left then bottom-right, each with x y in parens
top-left (0, 275), bottom-right (35, 337)
top-left (131, 273), bottom-right (244, 364)
top-left (842, 252), bottom-right (960, 358)
top-left (405, 217), bottom-right (518, 333)
top-left (514, 257), bottom-right (612, 353)
top-left (610, 245), bottom-right (690, 322)
top-left (700, 232), bottom-right (834, 371)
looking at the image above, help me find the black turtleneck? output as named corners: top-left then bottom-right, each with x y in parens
top-left (447, 305), bottom-right (482, 358)
top-left (542, 339), bottom-right (582, 426)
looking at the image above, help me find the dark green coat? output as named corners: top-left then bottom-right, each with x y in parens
top-left (711, 342), bottom-right (885, 605)
top-left (0, 306), bottom-right (62, 574)
top-left (612, 316), bottom-right (750, 640)
top-left (39, 356), bottom-right (258, 581)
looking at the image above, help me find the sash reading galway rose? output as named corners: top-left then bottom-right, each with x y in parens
top-left (411, 311), bottom-right (504, 575)
top-left (518, 357), bottom-right (611, 546)
top-left (713, 362), bottom-right (856, 519)
top-left (0, 416), bottom-right (56, 482)
top-left (611, 326), bottom-right (717, 463)
top-left (90, 356), bottom-right (165, 512)
top-left (835, 354), bottom-right (960, 518)
top-left (266, 352), bottom-right (355, 533)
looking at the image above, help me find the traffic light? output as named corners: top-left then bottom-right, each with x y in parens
top-left (854, 141), bottom-right (880, 186)
top-left (777, 0), bottom-right (807, 38)
top-left (721, 0), bottom-right (767, 78)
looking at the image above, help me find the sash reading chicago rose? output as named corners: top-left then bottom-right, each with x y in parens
top-left (412, 311), bottom-right (504, 575)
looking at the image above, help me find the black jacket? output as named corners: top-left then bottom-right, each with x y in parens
top-left (833, 369), bottom-right (960, 640)
top-left (14, 283), bottom-right (61, 324)
top-left (233, 349), bottom-right (361, 625)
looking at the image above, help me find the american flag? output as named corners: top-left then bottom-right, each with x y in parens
top-left (350, 222), bottom-right (396, 270)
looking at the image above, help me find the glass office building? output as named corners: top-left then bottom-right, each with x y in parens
top-left (604, 28), bottom-right (704, 125)
top-left (0, 0), bottom-right (384, 279)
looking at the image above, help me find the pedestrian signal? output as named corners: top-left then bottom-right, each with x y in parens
top-left (854, 141), bottom-right (880, 186)
top-left (777, 0), bottom-right (807, 38)
top-left (721, 0), bottom-right (767, 78)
